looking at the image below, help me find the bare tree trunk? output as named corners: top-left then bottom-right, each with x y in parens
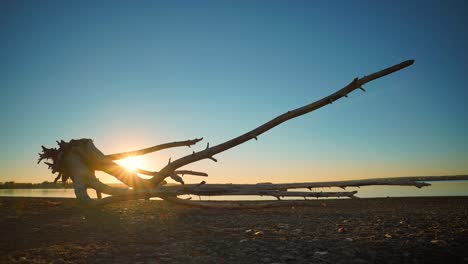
top-left (63, 152), bottom-right (92, 203)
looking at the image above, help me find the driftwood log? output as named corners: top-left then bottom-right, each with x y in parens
top-left (37, 59), bottom-right (447, 208)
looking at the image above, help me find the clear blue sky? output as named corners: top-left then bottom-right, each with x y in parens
top-left (1, 0), bottom-right (467, 184)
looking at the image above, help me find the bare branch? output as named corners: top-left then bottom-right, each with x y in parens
top-left (175, 170), bottom-right (208, 177)
top-left (106, 138), bottom-right (203, 160)
top-left (87, 175), bottom-right (439, 206)
top-left (151, 60), bottom-right (415, 185)
top-left (187, 178), bottom-right (430, 190)
top-left (92, 190), bottom-right (357, 206)
top-left (135, 168), bottom-right (208, 177)
top-left (83, 175), bottom-right (467, 206)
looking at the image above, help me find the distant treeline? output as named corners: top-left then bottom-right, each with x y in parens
top-left (0, 181), bottom-right (72, 189)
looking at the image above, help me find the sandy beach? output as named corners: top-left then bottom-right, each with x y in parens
top-left (1, 197), bottom-right (467, 263)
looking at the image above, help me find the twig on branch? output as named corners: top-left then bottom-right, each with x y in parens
top-left (151, 60), bottom-right (414, 186)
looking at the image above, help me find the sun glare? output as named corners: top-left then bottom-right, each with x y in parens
top-left (117, 156), bottom-right (146, 172)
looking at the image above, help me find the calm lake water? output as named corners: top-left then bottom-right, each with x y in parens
top-left (1, 181), bottom-right (467, 200)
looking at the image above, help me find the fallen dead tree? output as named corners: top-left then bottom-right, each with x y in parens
top-left (38, 59), bottom-right (446, 208)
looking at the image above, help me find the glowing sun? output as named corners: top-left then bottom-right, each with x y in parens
top-left (117, 156), bottom-right (146, 172)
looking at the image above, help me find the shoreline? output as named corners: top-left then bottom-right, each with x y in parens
top-left (1, 197), bottom-right (467, 263)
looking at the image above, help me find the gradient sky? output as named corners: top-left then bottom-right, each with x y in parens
top-left (1, 0), bottom-right (467, 184)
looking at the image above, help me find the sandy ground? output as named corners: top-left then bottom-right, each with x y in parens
top-left (1, 197), bottom-right (467, 264)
